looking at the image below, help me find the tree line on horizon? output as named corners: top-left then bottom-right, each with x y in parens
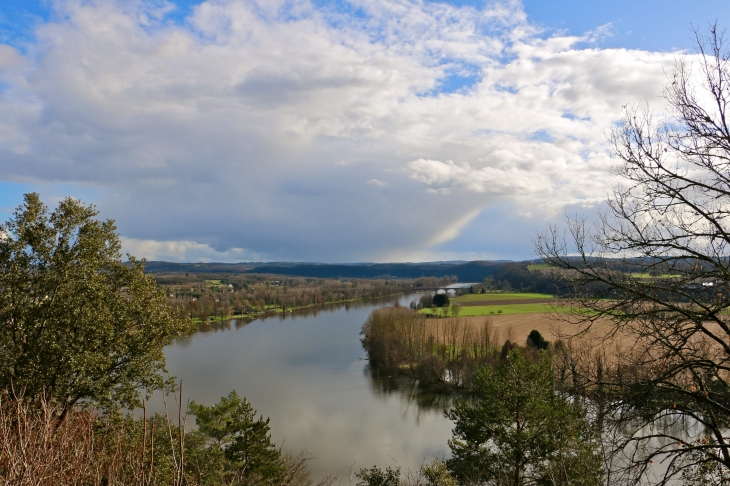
top-left (145, 261), bottom-right (507, 282)
top-left (160, 275), bottom-right (459, 321)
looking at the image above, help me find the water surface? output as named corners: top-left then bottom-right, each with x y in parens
top-left (159, 295), bottom-right (454, 480)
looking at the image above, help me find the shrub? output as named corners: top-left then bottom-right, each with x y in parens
top-left (432, 294), bottom-right (450, 308)
top-left (526, 329), bottom-right (549, 350)
top-left (361, 308), bottom-right (501, 390)
top-left (419, 294), bottom-right (433, 309)
top-left (420, 459), bottom-right (456, 486)
top-left (355, 466), bottom-right (400, 486)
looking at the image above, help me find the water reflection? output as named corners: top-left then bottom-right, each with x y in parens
top-left (365, 366), bottom-right (454, 417)
top-left (179, 297), bottom-right (406, 339)
top-left (170, 296), bottom-right (726, 483)
top-left (160, 294), bottom-right (453, 481)
top-left (275, 297), bottom-right (404, 320)
top-left (197, 319), bottom-right (250, 333)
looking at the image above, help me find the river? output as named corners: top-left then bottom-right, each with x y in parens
top-left (160, 294), bottom-right (454, 481)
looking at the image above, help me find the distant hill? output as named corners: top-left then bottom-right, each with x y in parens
top-left (143, 260), bottom-right (511, 281)
top-left (142, 261), bottom-right (257, 274)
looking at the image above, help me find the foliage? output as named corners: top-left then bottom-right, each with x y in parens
top-left (419, 294), bottom-right (434, 309)
top-left (0, 390), bottom-right (186, 486)
top-left (361, 307), bottom-right (500, 390)
top-left (361, 307), bottom-right (423, 370)
top-left (0, 194), bottom-right (193, 418)
top-left (188, 390), bottom-right (285, 485)
top-left (0, 389), bottom-right (322, 486)
top-left (483, 263), bottom-right (558, 294)
top-left (174, 274), bottom-right (416, 320)
top-left (526, 330), bottom-right (549, 350)
top-left (0, 391), bottom-right (107, 485)
top-left (355, 466), bottom-right (401, 486)
top-left (432, 294), bottom-right (450, 308)
top-left (536, 24), bottom-right (730, 483)
top-left (352, 460), bottom-right (457, 486)
top-left (679, 445), bottom-right (730, 485)
top-left (446, 349), bottom-right (603, 486)
top-left (420, 459), bottom-right (457, 486)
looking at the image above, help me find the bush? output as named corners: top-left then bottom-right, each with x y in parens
top-left (432, 294), bottom-right (450, 308)
top-left (420, 459), bottom-right (456, 486)
top-left (361, 308), bottom-right (500, 390)
top-left (355, 466), bottom-right (400, 486)
top-left (526, 329), bottom-right (549, 350)
top-left (0, 390), bottom-right (321, 486)
top-left (419, 294), bottom-right (433, 309)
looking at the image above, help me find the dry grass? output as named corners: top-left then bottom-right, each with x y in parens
top-left (422, 314), bottom-right (586, 347)
top-left (0, 391), bottom-right (331, 486)
top-left (0, 393), bottom-right (119, 486)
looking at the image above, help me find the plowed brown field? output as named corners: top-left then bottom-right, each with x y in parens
top-left (423, 313), bottom-right (617, 347)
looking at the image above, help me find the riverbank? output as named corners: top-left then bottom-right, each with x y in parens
top-left (191, 292), bottom-right (408, 324)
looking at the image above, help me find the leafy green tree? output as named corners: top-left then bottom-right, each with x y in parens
top-left (188, 390), bottom-right (284, 485)
top-left (355, 466), bottom-right (401, 486)
top-left (433, 293), bottom-right (450, 308)
top-left (0, 194), bottom-right (193, 420)
top-left (526, 330), bottom-right (549, 351)
top-left (447, 349), bottom-right (603, 486)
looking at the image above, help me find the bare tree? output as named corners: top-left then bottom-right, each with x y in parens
top-left (537, 24), bottom-right (730, 484)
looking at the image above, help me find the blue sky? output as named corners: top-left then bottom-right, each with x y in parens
top-left (524, 0), bottom-right (728, 51)
top-left (0, 0), bottom-right (727, 262)
top-left (4, 0), bottom-right (725, 52)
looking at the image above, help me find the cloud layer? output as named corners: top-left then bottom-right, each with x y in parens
top-left (0, 0), bottom-right (678, 261)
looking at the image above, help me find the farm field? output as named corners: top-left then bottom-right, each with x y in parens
top-left (456, 298), bottom-right (554, 306)
top-left (450, 292), bottom-right (554, 303)
top-left (421, 314), bottom-right (617, 348)
top-left (420, 314), bottom-right (583, 346)
top-left (420, 303), bottom-right (569, 317)
top-left (629, 273), bottom-right (680, 279)
top-left (419, 292), bottom-right (560, 317)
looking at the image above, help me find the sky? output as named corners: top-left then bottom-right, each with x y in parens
top-left (0, 0), bottom-right (727, 263)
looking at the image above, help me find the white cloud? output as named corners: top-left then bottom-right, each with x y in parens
top-left (121, 237), bottom-right (265, 262)
top-left (0, 0), bottom-right (682, 261)
top-left (366, 178), bottom-right (388, 187)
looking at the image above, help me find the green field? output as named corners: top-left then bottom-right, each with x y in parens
top-left (420, 303), bottom-right (570, 316)
top-left (527, 263), bottom-right (555, 271)
top-left (629, 273), bottom-right (680, 279)
top-left (451, 292), bottom-right (553, 303)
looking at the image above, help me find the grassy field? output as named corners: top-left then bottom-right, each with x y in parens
top-left (629, 273), bottom-right (680, 279)
top-left (420, 303), bottom-right (572, 317)
top-left (451, 292), bottom-right (553, 303)
top-left (526, 263), bottom-right (555, 271)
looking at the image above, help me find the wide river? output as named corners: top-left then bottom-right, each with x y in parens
top-left (160, 294), bottom-right (454, 481)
